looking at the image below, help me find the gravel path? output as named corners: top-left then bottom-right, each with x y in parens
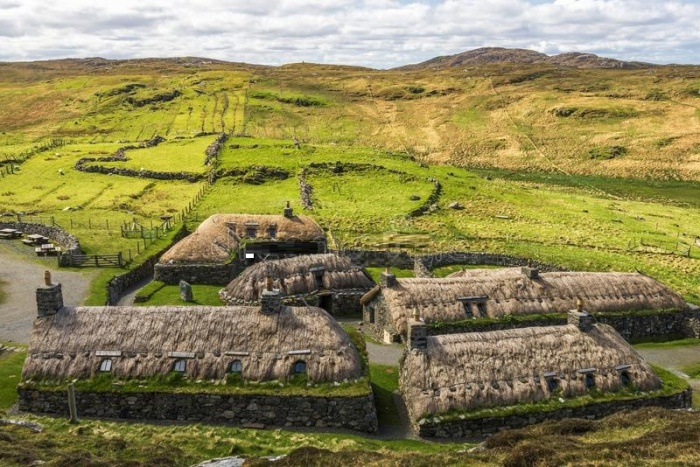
top-left (636, 345), bottom-right (700, 393)
top-left (0, 241), bottom-right (95, 344)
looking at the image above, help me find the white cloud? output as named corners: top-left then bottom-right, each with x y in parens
top-left (0, 0), bottom-right (698, 67)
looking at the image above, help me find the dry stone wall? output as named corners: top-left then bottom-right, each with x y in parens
top-left (106, 225), bottom-right (188, 304)
top-left (18, 388), bottom-right (378, 433)
top-left (154, 262), bottom-right (243, 285)
top-left (0, 221), bottom-right (82, 266)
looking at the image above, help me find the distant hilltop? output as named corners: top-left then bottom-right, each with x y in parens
top-left (396, 47), bottom-right (654, 70)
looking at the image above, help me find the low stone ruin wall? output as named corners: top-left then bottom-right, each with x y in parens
top-left (154, 261), bottom-right (243, 285)
top-left (0, 221), bottom-right (82, 265)
top-left (18, 388), bottom-right (378, 433)
top-left (415, 388), bottom-right (692, 438)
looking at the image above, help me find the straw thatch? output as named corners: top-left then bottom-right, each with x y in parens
top-left (160, 213), bottom-right (325, 264)
top-left (220, 254), bottom-right (374, 304)
top-left (22, 305), bottom-right (362, 383)
top-left (382, 268), bottom-right (687, 335)
top-left (401, 323), bottom-right (661, 420)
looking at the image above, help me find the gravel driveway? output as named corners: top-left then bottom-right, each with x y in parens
top-left (0, 241), bottom-right (95, 344)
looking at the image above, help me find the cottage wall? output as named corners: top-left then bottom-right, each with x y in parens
top-left (362, 295), bottom-right (401, 343)
top-left (421, 309), bottom-right (695, 342)
top-left (412, 388), bottom-right (692, 438)
top-left (18, 388), bottom-right (378, 433)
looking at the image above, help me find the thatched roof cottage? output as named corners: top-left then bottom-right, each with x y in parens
top-left (19, 274), bottom-right (378, 432)
top-left (220, 253), bottom-right (374, 316)
top-left (155, 204), bottom-right (326, 285)
top-left (399, 311), bottom-right (688, 437)
top-left (362, 267), bottom-right (688, 342)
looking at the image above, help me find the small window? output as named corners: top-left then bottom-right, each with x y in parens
top-left (99, 358), bottom-right (113, 372)
top-left (546, 377), bottom-right (559, 392)
top-left (268, 226), bottom-right (277, 238)
top-left (462, 302), bottom-right (473, 318)
top-left (230, 360), bottom-right (243, 373)
top-left (476, 302), bottom-right (487, 316)
top-left (173, 359), bottom-right (187, 373)
top-left (620, 371), bottom-right (632, 386)
top-left (585, 373), bottom-right (596, 389)
top-left (293, 360), bottom-right (306, 374)
top-left (246, 227), bottom-right (257, 238)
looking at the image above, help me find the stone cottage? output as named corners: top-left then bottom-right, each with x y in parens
top-left (154, 203), bottom-right (327, 285)
top-left (362, 266), bottom-right (690, 343)
top-left (400, 309), bottom-right (691, 438)
top-left (19, 273), bottom-right (377, 432)
top-left (219, 253), bottom-right (375, 316)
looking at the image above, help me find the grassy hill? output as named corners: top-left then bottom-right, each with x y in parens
top-left (0, 58), bottom-right (699, 304)
top-left (1, 55), bottom-right (700, 464)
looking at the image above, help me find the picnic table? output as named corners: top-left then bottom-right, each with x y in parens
top-left (0, 228), bottom-right (22, 239)
top-left (24, 234), bottom-right (49, 245)
top-left (35, 243), bottom-right (61, 256)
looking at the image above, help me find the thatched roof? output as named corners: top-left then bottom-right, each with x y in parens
top-left (160, 213), bottom-right (325, 264)
top-left (401, 323), bottom-right (661, 420)
top-left (220, 254), bottom-right (374, 304)
top-left (22, 305), bottom-right (362, 383)
top-left (380, 268), bottom-right (687, 335)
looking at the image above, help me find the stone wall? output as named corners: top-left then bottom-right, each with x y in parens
top-left (417, 251), bottom-right (564, 272)
top-left (415, 388), bottom-right (692, 438)
top-left (0, 221), bottom-right (82, 265)
top-left (424, 310), bottom-right (694, 342)
top-left (18, 388), bottom-right (378, 433)
top-left (106, 225), bottom-right (189, 305)
top-left (154, 262), bottom-right (242, 286)
top-left (596, 310), bottom-right (691, 341)
top-left (225, 289), bottom-right (368, 317)
top-left (338, 249), bottom-right (563, 272)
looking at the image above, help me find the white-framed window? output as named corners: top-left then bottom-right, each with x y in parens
top-left (230, 360), bottom-right (243, 373)
top-left (99, 358), bottom-right (113, 372)
top-left (173, 359), bottom-right (187, 373)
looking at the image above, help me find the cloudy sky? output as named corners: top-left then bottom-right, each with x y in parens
top-left (1, 0), bottom-right (699, 68)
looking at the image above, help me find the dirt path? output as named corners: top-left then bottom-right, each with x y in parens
top-left (0, 241), bottom-right (95, 344)
top-left (636, 345), bottom-right (700, 394)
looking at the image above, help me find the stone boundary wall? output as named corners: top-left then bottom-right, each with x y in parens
top-left (154, 262), bottom-right (242, 286)
top-left (0, 221), bottom-right (82, 266)
top-left (425, 310), bottom-right (695, 342)
top-left (338, 249), bottom-right (563, 272)
top-left (106, 225), bottom-right (189, 305)
top-left (18, 388), bottom-right (378, 433)
top-left (409, 179), bottom-right (442, 217)
top-left (415, 388), bottom-right (692, 438)
top-left (298, 169), bottom-right (313, 210)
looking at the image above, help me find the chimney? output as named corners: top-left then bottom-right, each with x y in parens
top-left (260, 275), bottom-right (282, 314)
top-left (568, 299), bottom-right (594, 332)
top-left (521, 265), bottom-right (539, 279)
top-left (283, 200), bottom-right (293, 218)
top-left (380, 266), bottom-right (397, 287)
top-left (408, 308), bottom-right (427, 351)
top-left (36, 271), bottom-right (63, 317)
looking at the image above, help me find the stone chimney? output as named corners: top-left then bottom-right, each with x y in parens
top-left (568, 299), bottom-right (594, 332)
top-left (407, 308), bottom-right (427, 351)
top-left (260, 275), bottom-right (282, 314)
top-left (36, 271), bottom-right (63, 317)
top-left (380, 267), bottom-right (397, 287)
top-left (521, 265), bottom-right (539, 279)
top-left (283, 200), bottom-right (294, 218)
